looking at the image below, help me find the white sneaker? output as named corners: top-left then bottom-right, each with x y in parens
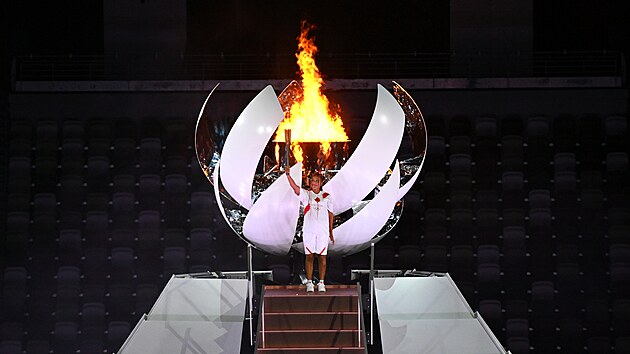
top-left (318, 281), bottom-right (326, 292)
top-left (306, 281), bottom-right (314, 293)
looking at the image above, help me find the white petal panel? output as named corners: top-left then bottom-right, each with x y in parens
top-left (329, 163), bottom-right (401, 255)
top-left (323, 85), bottom-right (405, 214)
top-left (242, 163), bottom-right (303, 255)
top-left (219, 86), bottom-right (284, 210)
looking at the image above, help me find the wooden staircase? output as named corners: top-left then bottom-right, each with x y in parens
top-left (256, 284), bottom-right (366, 354)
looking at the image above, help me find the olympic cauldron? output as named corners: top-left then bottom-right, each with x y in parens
top-left (195, 81), bottom-right (427, 256)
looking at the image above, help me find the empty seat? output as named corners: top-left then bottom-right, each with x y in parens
top-left (477, 299), bottom-right (502, 333)
top-left (552, 115), bottom-right (576, 152)
top-left (53, 321), bottom-right (78, 353)
top-left (578, 115), bottom-right (603, 148)
top-left (423, 245), bottom-right (448, 272)
top-left (506, 318), bottom-right (529, 339)
top-left (164, 228), bottom-right (187, 248)
top-left (107, 285), bottom-right (134, 320)
top-left (475, 116), bottom-right (497, 141)
top-left (501, 172), bottom-right (525, 208)
top-left (422, 172), bottom-right (447, 208)
top-left (475, 189), bottom-right (498, 209)
top-left (84, 211), bottom-right (109, 248)
top-left (139, 138), bottom-right (162, 175)
top-left (374, 245), bottom-right (396, 267)
top-left (449, 135), bottom-right (472, 156)
top-left (585, 299), bottom-right (609, 336)
top-left (528, 189), bottom-right (551, 209)
top-left (113, 174), bottom-right (135, 194)
top-left (165, 155), bottom-right (188, 175)
top-left (112, 192), bottom-right (135, 230)
top-left (554, 152), bottom-right (576, 173)
top-left (86, 192), bottom-right (109, 212)
top-left (24, 340), bottom-right (49, 354)
top-left (113, 138), bottom-right (137, 175)
top-left (475, 208), bottom-right (499, 243)
top-left (477, 264), bottom-right (501, 297)
top-left (586, 336), bottom-right (611, 354)
top-left (81, 302), bottom-right (105, 340)
top-left (135, 284), bottom-right (160, 316)
top-left (606, 152), bottom-right (629, 173)
top-left (55, 266), bottom-right (81, 305)
top-left (86, 156), bottom-right (110, 192)
top-left (189, 228), bottom-right (213, 269)
top-left (164, 118), bottom-right (188, 157)
top-left (0, 341), bottom-right (22, 354)
top-left (164, 174), bottom-right (188, 228)
top-left (79, 340), bottom-right (104, 353)
top-left (2, 267), bottom-right (28, 318)
top-left (106, 321), bottom-right (131, 353)
top-left (397, 245), bottom-right (422, 270)
top-left (1, 322), bottom-right (24, 342)
top-left (501, 135), bottom-right (524, 172)
top-left (612, 299), bottom-right (630, 336)
top-left (83, 248), bottom-right (108, 286)
top-left (558, 318), bottom-right (584, 352)
top-left (426, 136), bottom-right (446, 170)
top-left (138, 174), bottom-right (161, 211)
top-left (33, 156), bottom-right (58, 192)
top-left (614, 336), bottom-right (630, 354)
top-left (506, 337), bottom-right (530, 354)
top-left (605, 115), bottom-right (628, 150)
top-left (526, 116), bottom-right (549, 141)
top-left (450, 244), bottom-right (474, 283)
top-left (449, 154), bottom-right (471, 175)
top-left (110, 247), bottom-right (135, 285)
top-left (58, 175), bottom-right (84, 212)
top-left (449, 209), bottom-right (473, 243)
top-left (163, 247), bottom-right (187, 278)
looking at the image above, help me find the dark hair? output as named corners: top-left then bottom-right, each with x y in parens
top-left (309, 171), bottom-right (323, 181)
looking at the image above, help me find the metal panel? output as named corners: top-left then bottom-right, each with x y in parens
top-left (374, 276), bottom-right (507, 354)
top-left (118, 277), bottom-right (248, 354)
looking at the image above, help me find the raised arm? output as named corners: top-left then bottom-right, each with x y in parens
top-left (284, 165), bottom-right (300, 195)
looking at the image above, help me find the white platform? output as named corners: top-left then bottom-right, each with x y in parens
top-left (374, 275), bottom-right (508, 354)
top-left (117, 277), bottom-right (248, 354)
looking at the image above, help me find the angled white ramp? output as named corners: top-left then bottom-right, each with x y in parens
top-left (375, 274), bottom-right (508, 354)
top-left (117, 276), bottom-right (248, 354)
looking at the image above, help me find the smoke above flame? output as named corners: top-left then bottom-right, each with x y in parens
top-left (275, 21), bottom-right (349, 163)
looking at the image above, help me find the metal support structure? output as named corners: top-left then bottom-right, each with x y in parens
top-left (247, 244), bottom-right (254, 346)
top-left (369, 242), bottom-right (375, 345)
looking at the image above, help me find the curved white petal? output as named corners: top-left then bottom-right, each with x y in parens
top-left (242, 163), bottom-right (303, 255)
top-left (329, 163), bottom-right (401, 255)
top-left (323, 85), bottom-right (405, 214)
top-left (219, 86), bottom-right (284, 209)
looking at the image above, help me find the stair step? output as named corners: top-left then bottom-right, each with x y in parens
top-left (264, 312), bottom-right (360, 330)
top-left (264, 291), bottom-right (359, 313)
top-left (259, 329), bottom-right (361, 348)
top-left (257, 347), bottom-right (365, 354)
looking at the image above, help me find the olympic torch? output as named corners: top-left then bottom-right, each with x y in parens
top-left (284, 128), bottom-right (291, 168)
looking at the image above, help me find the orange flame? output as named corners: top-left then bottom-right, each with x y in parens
top-left (275, 21), bottom-right (349, 163)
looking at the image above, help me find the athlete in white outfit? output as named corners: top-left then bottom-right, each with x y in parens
top-left (285, 165), bottom-right (334, 292)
